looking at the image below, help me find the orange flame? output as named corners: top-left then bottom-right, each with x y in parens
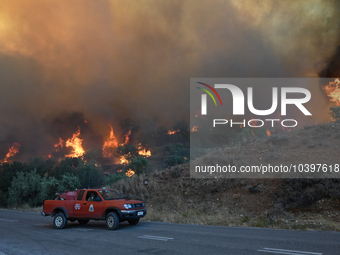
top-left (191, 126), bottom-right (198, 132)
top-left (266, 129), bottom-right (271, 136)
top-left (124, 130), bottom-right (131, 145)
top-left (167, 129), bottom-right (179, 135)
top-left (54, 138), bottom-right (64, 152)
top-left (125, 169), bottom-right (135, 177)
top-left (137, 143), bottom-right (151, 157)
top-left (120, 155), bottom-right (128, 164)
top-left (102, 124), bottom-right (119, 157)
top-left (322, 78), bottom-right (340, 106)
top-left (43, 154), bottom-right (52, 159)
top-left (1, 143), bottom-right (21, 163)
top-left (65, 127), bottom-right (85, 158)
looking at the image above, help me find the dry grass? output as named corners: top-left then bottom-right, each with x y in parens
top-left (109, 120), bottom-right (340, 231)
top-left (6, 204), bottom-right (43, 213)
top-left (109, 167), bottom-right (340, 231)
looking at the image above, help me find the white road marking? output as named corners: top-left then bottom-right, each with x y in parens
top-left (258, 248), bottom-right (322, 255)
top-left (138, 235), bottom-right (174, 241)
top-left (0, 219), bottom-right (18, 222)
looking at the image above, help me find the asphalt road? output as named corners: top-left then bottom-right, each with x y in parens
top-left (0, 209), bottom-right (339, 255)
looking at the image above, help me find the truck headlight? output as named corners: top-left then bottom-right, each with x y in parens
top-left (124, 204), bottom-right (132, 209)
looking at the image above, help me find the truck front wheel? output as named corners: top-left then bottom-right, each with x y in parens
top-left (54, 212), bottom-right (67, 229)
top-left (106, 212), bottom-right (119, 230)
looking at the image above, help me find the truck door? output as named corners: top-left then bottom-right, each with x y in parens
top-left (73, 190), bottom-right (104, 219)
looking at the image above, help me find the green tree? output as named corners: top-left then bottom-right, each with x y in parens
top-left (128, 156), bottom-right (148, 176)
top-left (77, 160), bottom-right (104, 189)
top-left (163, 143), bottom-right (189, 167)
top-left (164, 155), bottom-right (187, 167)
top-left (0, 161), bottom-right (26, 194)
top-left (50, 157), bottom-right (79, 180)
top-left (83, 148), bottom-right (99, 162)
top-left (28, 157), bottom-right (55, 177)
top-left (60, 173), bottom-right (81, 191)
top-left (8, 169), bottom-right (42, 207)
top-left (39, 175), bottom-right (60, 202)
top-left (40, 173), bottom-right (81, 201)
top-left (116, 144), bottom-right (139, 163)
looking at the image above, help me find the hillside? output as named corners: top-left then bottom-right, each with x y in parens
top-left (112, 120), bottom-right (340, 230)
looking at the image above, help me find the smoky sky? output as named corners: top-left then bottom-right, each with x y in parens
top-left (0, 0), bottom-right (339, 160)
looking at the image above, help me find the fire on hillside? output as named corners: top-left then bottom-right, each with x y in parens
top-left (0, 121), bottom-right (159, 177)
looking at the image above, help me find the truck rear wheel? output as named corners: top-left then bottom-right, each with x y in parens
top-left (54, 212), bottom-right (67, 229)
top-left (106, 212), bottom-right (119, 230)
top-left (128, 218), bottom-right (140, 225)
top-left (78, 220), bottom-right (89, 225)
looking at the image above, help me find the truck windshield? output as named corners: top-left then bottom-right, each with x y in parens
top-left (98, 189), bottom-right (123, 200)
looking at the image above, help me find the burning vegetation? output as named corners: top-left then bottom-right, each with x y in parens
top-left (102, 124), bottom-right (119, 158)
top-left (322, 78), bottom-right (340, 106)
top-left (65, 127), bottom-right (85, 158)
top-left (0, 143), bottom-right (21, 163)
top-left (2, 75), bottom-right (340, 169)
top-left (167, 130), bottom-right (179, 135)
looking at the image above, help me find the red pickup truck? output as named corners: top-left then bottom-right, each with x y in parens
top-left (42, 189), bottom-right (146, 230)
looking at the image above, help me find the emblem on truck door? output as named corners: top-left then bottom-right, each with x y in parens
top-left (89, 204), bottom-right (94, 212)
top-left (75, 204), bottom-right (81, 210)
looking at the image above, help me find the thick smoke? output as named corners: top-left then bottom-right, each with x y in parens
top-left (0, 0), bottom-right (339, 160)
top-left (319, 45), bottom-right (340, 78)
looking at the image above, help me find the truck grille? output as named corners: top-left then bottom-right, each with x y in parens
top-left (132, 203), bottom-right (144, 208)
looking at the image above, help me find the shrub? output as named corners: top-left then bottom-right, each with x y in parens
top-left (60, 173), bottom-right (81, 191)
top-left (163, 143), bottom-right (189, 167)
top-left (0, 190), bottom-right (8, 207)
top-left (330, 106), bottom-right (340, 120)
top-left (77, 161), bottom-right (104, 189)
top-left (0, 161), bottom-right (26, 194)
top-left (116, 144), bottom-right (139, 162)
top-left (8, 169), bottom-right (42, 207)
top-left (128, 156), bottom-right (148, 176)
top-left (40, 173), bottom-right (81, 201)
top-left (104, 173), bottom-right (126, 186)
top-left (276, 178), bottom-right (340, 209)
top-left (164, 155), bottom-right (187, 167)
top-left (40, 175), bottom-right (60, 202)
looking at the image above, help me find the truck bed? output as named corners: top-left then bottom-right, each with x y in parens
top-left (43, 200), bottom-right (75, 218)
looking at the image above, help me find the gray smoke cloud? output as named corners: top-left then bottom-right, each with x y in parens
top-left (0, 0), bottom-right (339, 160)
